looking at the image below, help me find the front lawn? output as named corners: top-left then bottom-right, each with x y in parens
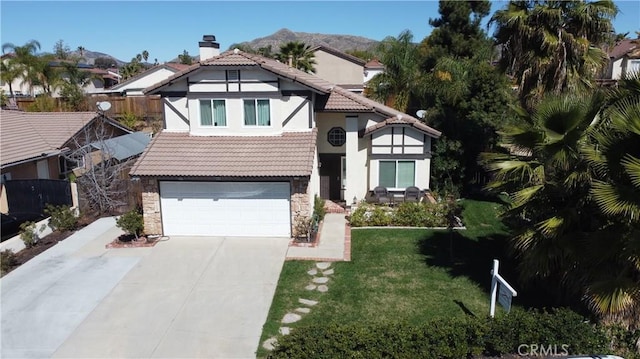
top-left (257, 199), bottom-right (509, 357)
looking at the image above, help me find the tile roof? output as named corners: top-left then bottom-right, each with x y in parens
top-left (608, 39), bottom-right (639, 60)
top-left (363, 114), bottom-right (442, 138)
top-left (1, 110), bottom-right (98, 167)
top-left (1, 110), bottom-right (131, 168)
top-left (365, 58), bottom-right (384, 69)
top-left (129, 129), bottom-right (317, 177)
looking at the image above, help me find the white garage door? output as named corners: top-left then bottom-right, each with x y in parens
top-left (160, 181), bottom-right (291, 237)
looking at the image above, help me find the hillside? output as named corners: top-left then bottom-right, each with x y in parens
top-left (69, 49), bottom-right (126, 67)
top-left (229, 28), bottom-right (379, 52)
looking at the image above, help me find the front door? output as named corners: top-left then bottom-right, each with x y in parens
top-left (319, 154), bottom-right (343, 200)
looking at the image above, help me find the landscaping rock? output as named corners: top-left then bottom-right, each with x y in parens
top-left (262, 337), bottom-right (278, 350)
top-left (305, 284), bottom-right (317, 291)
top-left (295, 307), bottom-right (311, 314)
top-left (279, 327), bottom-right (291, 335)
top-left (317, 285), bottom-right (329, 292)
top-left (312, 277), bottom-right (329, 284)
top-left (316, 262), bottom-right (331, 270)
top-left (298, 298), bottom-right (318, 306)
top-left (307, 268), bottom-right (318, 275)
top-left (282, 313), bottom-right (302, 324)
top-left (322, 269), bottom-right (334, 275)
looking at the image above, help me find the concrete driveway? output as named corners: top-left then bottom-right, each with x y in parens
top-left (1, 217), bottom-right (289, 359)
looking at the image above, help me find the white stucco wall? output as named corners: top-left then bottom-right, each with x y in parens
top-left (316, 113), bottom-right (346, 154)
top-left (112, 67), bottom-right (176, 95)
top-left (163, 97), bottom-right (190, 131)
top-left (363, 68), bottom-right (384, 83)
top-left (611, 58), bottom-right (624, 80)
top-left (309, 146), bottom-right (321, 206)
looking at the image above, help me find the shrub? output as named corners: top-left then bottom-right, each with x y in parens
top-left (1, 250), bottom-right (18, 275)
top-left (26, 95), bottom-right (56, 112)
top-left (348, 203), bottom-right (368, 227)
top-left (393, 202), bottom-right (429, 226)
top-left (349, 202), bottom-right (456, 227)
top-left (293, 215), bottom-right (311, 239)
top-left (118, 112), bottom-right (141, 130)
top-left (269, 309), bottom-right (611, 358)
top-left (313, 195), bottom-right (326, 221)
top-left (45, 204), bottom-right (78, 232)
top-left (116, 209), bottom-right (144, 239)
top-left (19, 221), bottom-right (39, 248)
top-left (368, 206), bottom-right (392, 226)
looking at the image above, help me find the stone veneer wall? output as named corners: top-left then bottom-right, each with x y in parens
top-left (141, 177), bottom-right (162, 235)
top-left (291, 178), bottom-right (311, 237)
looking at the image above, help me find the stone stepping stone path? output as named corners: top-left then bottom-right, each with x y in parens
top-left (312, 276), bottom-right (329, 284)
top-left (264, 261), bottom-right (335, 352)
top-left (282, 313), bottom-right (302, 324)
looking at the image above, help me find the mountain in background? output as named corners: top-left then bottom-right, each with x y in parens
top-left (229, 28), bottom-right (379, 52)
top-left (69, 49), bottom-right (126, 67)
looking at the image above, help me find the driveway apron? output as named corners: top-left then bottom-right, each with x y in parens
top-left (52, 236), bottom-right (289, 359)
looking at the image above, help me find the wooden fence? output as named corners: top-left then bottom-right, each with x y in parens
top-left (14, 95), bottom-right (163, 118)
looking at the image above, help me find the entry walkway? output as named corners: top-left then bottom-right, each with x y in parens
top-left (286, 213), bottom-right (350, 261)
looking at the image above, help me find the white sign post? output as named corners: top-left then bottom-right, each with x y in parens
top-left (490, 259), bottom-right (517, 318)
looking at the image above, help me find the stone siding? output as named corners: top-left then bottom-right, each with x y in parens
top-left (291, 178), bottom-right (311, 237)
top-left (141, 177), bottom-right (162, 235)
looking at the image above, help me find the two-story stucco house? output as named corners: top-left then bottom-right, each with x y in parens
top-left (130, 35), bottom-right (441, 238)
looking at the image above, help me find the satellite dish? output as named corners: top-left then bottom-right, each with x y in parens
top-left (96, 101), bottom-right (112, 112)
top-left (416, 110), bottom-right (427, 119)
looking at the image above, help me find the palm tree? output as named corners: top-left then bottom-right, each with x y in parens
top-left (584, 75), bottom-right (640, 325)
top-left (142, 50), bottom-right (149, 62)
top-left (274, 41), bottom-right (316, 73)
top-left (0, 59), bottom-right (21, 99)
top-left (178, 50), bottom-right (192, 65)
top-left (490, 0), bottom-right (618, 107)
top-left (2, 40), bottom-right (41, 95)
top-left (365, 30), bottom-right (422, 112)
top-left (77, 46), bottom-right (85, 58)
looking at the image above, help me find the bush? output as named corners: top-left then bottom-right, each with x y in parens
top-left (1, 250), bottom-right (18, 275)
top-left (19, 221), bottom-right (38, 248)
top-left (45, 204), bottom-right (78, 232)
top-left (269, 309), bottom-right (611, 358)
top-left (116, 209), bottom-right (144, 239)
top-left (313, 195), bottom-right (326, 221)
top-left (349, 202), bottom-right (457, 227)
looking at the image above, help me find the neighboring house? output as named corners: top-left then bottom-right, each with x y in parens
top-left (102, 63), bottom-right (191, 96)
top-left (0, 110), bottom-right (131, 181)
top-left (130, 35), bottom-right (441, 238)
top-left (364, 58), bottom-right (385, 84)
top-left (0, 59), bottom-right (117, 97)
top-left (311, 44), bottom-right (367, 93)
top-left (600, 38), bottom-right (640, 81)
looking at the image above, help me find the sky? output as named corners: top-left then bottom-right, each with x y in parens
top-left (1, 1), bottom-right (639, 64)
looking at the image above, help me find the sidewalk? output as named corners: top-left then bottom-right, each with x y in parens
top-left (286, 213), bottom-right (350, 261)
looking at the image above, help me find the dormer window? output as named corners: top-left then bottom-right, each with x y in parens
top-left (243, 99), bottom-right (270, 126)
top-left (200, 99), bottom-right (227, 127)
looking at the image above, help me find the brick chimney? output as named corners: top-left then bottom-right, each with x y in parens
top-left (199, 35), bottom-right (220, 61)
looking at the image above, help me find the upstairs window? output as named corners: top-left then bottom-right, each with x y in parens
top-left (328, 127), bottom-right (346, 147)
top-left (244, 99), bottom-right (270, 126)
top-left (200, 99), bottom-right (227, 127)
top-left (227, 70), bottom-right (239, 81)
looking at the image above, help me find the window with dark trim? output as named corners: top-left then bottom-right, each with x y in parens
top-left (327, 127), bottom-right (346, 147)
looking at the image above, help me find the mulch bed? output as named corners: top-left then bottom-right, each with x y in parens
top-left (0, 214), bottom-right (99, 277)
top-left (105, 234), bottom-right (159, 248)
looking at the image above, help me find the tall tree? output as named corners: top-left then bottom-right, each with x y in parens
top-left (59, 58), bottom-right (99, 110)
top-left (490, 0), bottom-right (618, 108)
top-left (53, 39), bottom-right (70, 59)
top-left (76, 46), bottom-right (85, 58)
top-left (2, 40), bottom-right (42, 95)
top-left (365, 30), bottom-right (422, 112)
top-left (275, 41), bottom-right (316, 73)
top-left (0, 59), bottom-right (21, 98)
top-left (420, 0), bottom-right (492, 70)
top-left (178, 50), bottom-right (192, 65)
top-left (141, 50), bottom-right (149, 62)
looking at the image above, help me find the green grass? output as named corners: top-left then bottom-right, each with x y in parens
top-left (256, 199), bottom-right (509, 357)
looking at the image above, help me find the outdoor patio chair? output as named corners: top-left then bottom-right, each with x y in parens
top-left (404, 186), bottom-right (421, 203)
top-left (373, 186), bottom-right (391, 205)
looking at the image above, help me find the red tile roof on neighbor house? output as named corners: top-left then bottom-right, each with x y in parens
top-left (608, 39), bottom-right (639, 60)
top-left (365, 58), bottom-right (384, 69)
top-left (129, 129), bottom-right (318, 177)
top-left (0, 110), bottom-right (100, 167)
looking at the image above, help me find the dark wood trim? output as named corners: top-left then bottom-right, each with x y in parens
top-left (162, 98), bottom-right (190, 125)
top-left (282, 98), bottom-right (309, 127)
top-left (281, 90), bottom-right (313, 97)
top-left (370, 154), bottom-right (427, 160)
top-left (160, 91), bottom-right (188, 97)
